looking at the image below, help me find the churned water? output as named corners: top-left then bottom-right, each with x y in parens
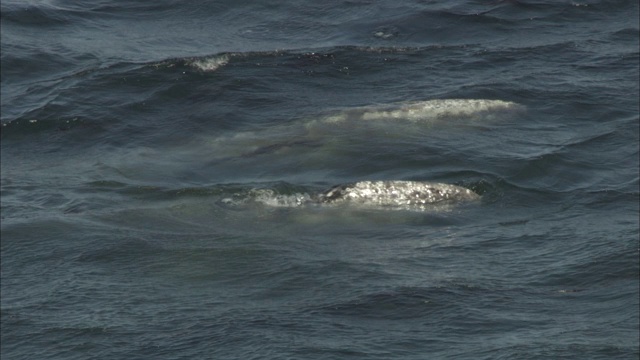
top-left (1, 1), bottom-right (638, 359)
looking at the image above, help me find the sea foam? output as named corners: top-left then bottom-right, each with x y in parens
top-left (188, 55), bottom-right (230, 72)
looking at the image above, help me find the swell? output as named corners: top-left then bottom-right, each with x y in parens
top-left (1, 43), bottom-right (518, 135)
top-left (0, 1), bottom-right (214, 27)
top-left (474, 0), bottom-right (637, 21)
top-left (0, 3), bottom-right (73, 27)
top-left (3, 0), bottom-right (633, 28)
top-left (3, 33), bottom-right (629, 130)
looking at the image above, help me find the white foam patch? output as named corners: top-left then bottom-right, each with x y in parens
top-left (320, 99), bottom-right (524, 124)
top-left (221, 189), bottom-right (311, 208)
top-left (188, 55), bottom-right (230, 72)
top-left (253, 191), bottom-right (312, 208)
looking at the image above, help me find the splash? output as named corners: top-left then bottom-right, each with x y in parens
top-left (188, 55), bottom-right (230, 72)
top-left (221, 188), bottom-right (311, 208)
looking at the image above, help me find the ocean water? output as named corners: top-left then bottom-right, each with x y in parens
top-left (1, 0), bottom-right (638, 359)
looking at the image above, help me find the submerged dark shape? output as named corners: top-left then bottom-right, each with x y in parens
top-left (240, 139), bottom-right (322, 158)
top-left (315, 181), bottom-right (480, 207)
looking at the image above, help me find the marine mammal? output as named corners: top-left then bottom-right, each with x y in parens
top-left (225, 181), bottom-right (480, 211)
top-left (201, 99), bottom-right (523, 160)
top-left (315, 181), bottom-right (480, 208)
top-left (319, 99), bottom-right (523, 123)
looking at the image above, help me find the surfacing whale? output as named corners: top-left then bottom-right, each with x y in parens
top-left (197, 98), bottom-right (524, 161)
top-left (318, 99), bottom-right (523, 124)
top-left (314, 181), bottom-right (480, 208)
top-left (225, 181), bottom-right (480, 211)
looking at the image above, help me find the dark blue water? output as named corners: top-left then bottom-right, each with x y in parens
top-left (2, 1), bottom-right (639, 359)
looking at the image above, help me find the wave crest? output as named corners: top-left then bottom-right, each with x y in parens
top-left (187, 55), bottom-right (230, 72)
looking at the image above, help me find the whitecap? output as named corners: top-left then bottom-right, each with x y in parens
top-left (188, 55), bottom-right (230, 72)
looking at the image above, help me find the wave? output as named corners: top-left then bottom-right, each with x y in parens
top-left (1, 3), bottom-right (72, 27)
top-left (146, 43), bottom-right (518, 75)
top-left (186, 55), bottom-right (230, 72)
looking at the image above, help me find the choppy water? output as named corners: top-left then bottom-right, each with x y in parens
top-left (1, 1), bottom-right (639, 359)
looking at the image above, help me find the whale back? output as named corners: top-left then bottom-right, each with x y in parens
top-left (317, 181), bottom-right (480, 208)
